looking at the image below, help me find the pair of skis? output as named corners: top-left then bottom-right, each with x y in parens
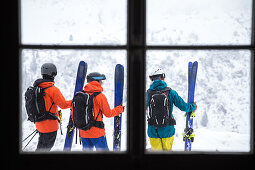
top-left (63, 61), bottom-right (124, 151)
top-left (183, 61), bottom-right (198, 151)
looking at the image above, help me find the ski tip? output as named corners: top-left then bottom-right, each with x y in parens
top-left (116, 64), bottom-right (124, 68)
top-left (188, 62), bottom-right (193, 67)
top-left (189, 61), bottom-right (198, 66)
top-left (79, 61), bottom-right (85, 65)
top-left (115, 64), bottom-right (124, 72)
top-left (79, 61), bottom-right (88, 68)
top-left (193, 61), bottom-right (198, 68)
top-left (77, 61), bottom-right (87, 73)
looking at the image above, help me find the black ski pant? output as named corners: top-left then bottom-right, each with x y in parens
top-left (35, 131), bottom-right (57, 152)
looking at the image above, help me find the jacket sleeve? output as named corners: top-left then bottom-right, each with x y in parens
top-left (97, 93), bottom-right (123, 118)
top-left (146, 91), bottom-right (150, 108)
top-left (51, 86), bottom-right (72, 109)
top-left (170, 90), bottom-right (195, 113)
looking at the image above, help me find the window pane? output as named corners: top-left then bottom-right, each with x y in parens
top-left (147, 0), bottom-right (252, 45)
top-left (20, 49), bottom-right (127, 152)
top-left (21, 0), bottom-right (127, 45)
top-left (146, 50), bottom-right (251, 152)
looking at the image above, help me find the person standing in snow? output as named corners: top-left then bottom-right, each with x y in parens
top-left (146, 68), bottom-right (197, 151)
top-left (34, 63), bottom-right (72, 151)
top-left (72, 72), bottom-right (124, 151)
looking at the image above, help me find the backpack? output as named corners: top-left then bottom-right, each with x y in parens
top-left (147, 87), bottom-right (176, 127)
top-left (72, 91), bottom-right (104, 131)
top-left (25, 85), bottom-right (58, 123)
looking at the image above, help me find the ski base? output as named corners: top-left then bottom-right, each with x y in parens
top-left (184, 61), bottom-right (198, 151)
top-left (113, 64), bottom-right (124, 151)
top-left (63, 61), bottom-right (87, 151)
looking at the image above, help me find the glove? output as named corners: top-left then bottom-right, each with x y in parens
top-left (193, 102), bottom-right (197, 112)
top-left (120, 102), bottom-right (125, 112)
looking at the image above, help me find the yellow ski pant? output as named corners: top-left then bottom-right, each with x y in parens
top-left (149, 136), bottom-right (174, 151)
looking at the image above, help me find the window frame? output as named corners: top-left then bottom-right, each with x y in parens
top-left (9, 0), bottom-right (254, 169)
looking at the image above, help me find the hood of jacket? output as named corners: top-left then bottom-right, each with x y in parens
top-left (33, 78), bottom-right (55, 88)
top-left (149, 80), bottom-right (167, 91)
top-left (84, 81), bottom-right (103, 93)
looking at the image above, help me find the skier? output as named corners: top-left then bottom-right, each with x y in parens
top-left (146, 68), bottom-right (197, 151)
top-left (73, 72), bottom-right (124, 151)
top-left (34, 63), bottom-right (72, 151)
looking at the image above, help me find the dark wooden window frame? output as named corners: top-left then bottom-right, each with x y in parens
top-left (8, 0), bottom-right (254, 169)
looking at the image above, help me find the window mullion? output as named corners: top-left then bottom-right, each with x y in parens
top-left (127, 0), bottom-right (146, 157)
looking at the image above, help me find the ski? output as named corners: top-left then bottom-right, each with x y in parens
top-left (113, 64), bottom-right (124, 151)
top-left (63, 61), bottom-right (87, 151)
top-left (184, 61), bottom-right (198, 151)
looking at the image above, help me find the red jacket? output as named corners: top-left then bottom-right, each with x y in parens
top-left (34, 79), bottom-right (72, 133)
top-left (74, 81), bottom-right (123, 138)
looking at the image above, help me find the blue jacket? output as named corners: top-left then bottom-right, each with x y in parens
top-left (146, 80), bottom-right (195, 138)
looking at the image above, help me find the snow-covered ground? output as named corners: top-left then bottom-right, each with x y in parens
top-left (146, 50), bottom-right (251, 152)
top-left (20, 0), bottom-right (252, 153)
top-left (21, 50), bottom-right (127, 152)
top-left (145, 128), bottom-right (250, 153)
top-left (145, 0), bottom-right (252, 152)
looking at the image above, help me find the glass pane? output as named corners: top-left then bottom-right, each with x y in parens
top-left (146, 50), bottom-right (251, 152)
top-left (21, 0), bottom-right (127, 45)
top-left (20, 49), bottom-right (127, 152)
top-left (147, 0), bottom-right (252, 45)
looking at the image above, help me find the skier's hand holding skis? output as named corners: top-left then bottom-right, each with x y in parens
top-left (120, 102), bottom-right (125, 112)
top-left (193, 102), bottom-right (197, 112)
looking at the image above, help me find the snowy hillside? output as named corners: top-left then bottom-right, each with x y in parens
top-left (20, 0), bottom-right (252, 153)
top-left (147, 0), bottom-right (252, 45)
top-left (146, 50), bottom-right (251, 152)
top-left (21, 50), bottom-right (127, 152)
top-left (145, 0), bottom-right (251, 152)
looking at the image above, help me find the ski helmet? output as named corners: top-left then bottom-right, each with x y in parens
top-left (41, 63), bottom-right (57, 77)
top-left (87, 72), bottom-right (106, 82)
top-left (149, 68), bottom-right (165, 81)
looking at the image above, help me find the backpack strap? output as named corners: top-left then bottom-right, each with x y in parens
top-left (147, 87), bottom-right (171, 94)
top-left (161, 87), bottom-right (171, 93)
top-left (147, 87), bottom-right (171, 98)
top-left (94, 110), bottom-right (104, 129)
top-left (42, 85), bottom-right (54, 91)
top-left (90, 91), bottom-right (101, 98)
top-left (43, 85), bottom-right (55, 114)
top-left (48, 102), bottom-right (54, 112)
top-left (42, 85), bottom-right (59, 122)
top-left (91, 92), bottom-right (104, 129)
top-left (39, 84), bottom-right (55, 113)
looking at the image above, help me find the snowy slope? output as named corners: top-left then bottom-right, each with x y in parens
top-left (21, 0), bottom-right (126, 45)
top-left (21, 50), bottom-right (127, 152)
top-left (147, 0), bottom-right (252, 45)
top-left (146, 50), bottom-right (251, 152)
top-left (145, 0), bottom-right (251, 152)
top-left (20, 0), bottom-right (252, 153)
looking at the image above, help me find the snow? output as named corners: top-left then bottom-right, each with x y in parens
top-left (21, 50), bottom-right (127, 152)
top-left (168, 127), bottom-right (249, 152)
top-left (147, 0), bottom-right (252, 45)
top-left (20, 0), bottom-right (252, 153)
top-left (146, 50), bottom-right (251, 152)
top-left (21, 0), bottom-right (127, 45)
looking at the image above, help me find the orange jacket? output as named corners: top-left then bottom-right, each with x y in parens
top-left (74, 81), bottom-right (123, 138)
top-left (34, 79), bottom-right (72, 133)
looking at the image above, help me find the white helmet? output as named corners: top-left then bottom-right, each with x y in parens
top-left (149, 68), bottom-right (165, 81)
